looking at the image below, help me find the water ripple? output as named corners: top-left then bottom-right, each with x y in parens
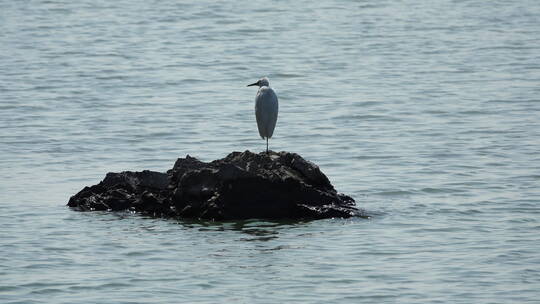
top-left (1, 0), bottom-right (540, 303)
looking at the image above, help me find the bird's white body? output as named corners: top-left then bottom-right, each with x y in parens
top-left (248, 77), bottom-right (279, 153)
top-left (255, 86), bottom-right (279, 139)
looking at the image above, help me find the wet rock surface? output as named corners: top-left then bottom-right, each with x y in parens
top-left (67, 151), bottom-right (359, 220)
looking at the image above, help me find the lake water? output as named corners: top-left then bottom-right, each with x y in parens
top-left (1, 0), bottom-right (540, 303)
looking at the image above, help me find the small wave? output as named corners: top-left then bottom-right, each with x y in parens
top-left (333, 114), bottom-right (402, 122)
top-left (354, 155), bottom-right (399, 160)
top-left (373, 190), bottom-right (414, 196)
top-left (272, 73), bottom-right (303, 78)
top-left (29, 288), bottom-right (64, 295)
top-left (95, 282), bottom-right (132, 289)
top-left (420, 187), bottom-right (465, 194)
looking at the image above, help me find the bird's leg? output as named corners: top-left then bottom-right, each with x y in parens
top-left (266, 138), bottom-right (269, 154)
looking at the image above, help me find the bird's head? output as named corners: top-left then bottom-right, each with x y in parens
top-left (247, 77), bottom-right (270, 88)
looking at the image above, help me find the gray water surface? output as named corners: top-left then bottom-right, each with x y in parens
top-left (1, 0), bottom-right (540, 303)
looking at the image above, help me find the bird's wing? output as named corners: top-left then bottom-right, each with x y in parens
top-left (265, 88), bottom-right (278, 138)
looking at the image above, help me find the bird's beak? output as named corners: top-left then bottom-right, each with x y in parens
top-left (247, 82), bottom-right (258, 87)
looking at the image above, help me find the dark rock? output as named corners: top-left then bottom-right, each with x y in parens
top-left (67, 151), bottom-right (360, 220)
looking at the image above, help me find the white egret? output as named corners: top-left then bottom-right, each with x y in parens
top-left (247, 77), bottom-right (279, 153)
